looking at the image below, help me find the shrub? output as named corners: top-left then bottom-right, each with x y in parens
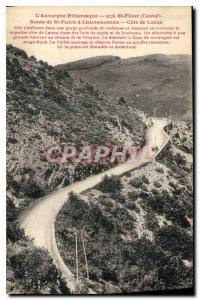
top-left (7, 198), bottom-right (26, 242)
top-left (142, 184), bottom-right (148, 192)
top-left (156, 167), bottom-right (164, 174)
top-left (10, 247), bottom-right (69, 294)
top-left (100, 197), bottom-right (114, 208)
top-left (146, 194), bottom-right (164, 214)
top-left (169, 181), bottom-right (175, 188)
top-left (164, 200), bottom-right (189, 228)
top-left (54, 68), bottom-right (70, 80)
top-left (12, 57), bottom-right (19, 66)
top-left (30, 55), bottom-right (37, 61)
top-left (118, 97), bottom-right (126, 105)
top-left (145, 210), bottom-right (159, 231)
top-left (127, 190), bottom-right (139, 199)
top-left (172, 188), bottom-right (182, 195)
top-left (130, 177), bottom-right (143, 188)
top-left (43, 83), bottom-right (65, 103)
top-left (142, 175), bottom-right (149, 184)
top-left (175, 153), bottom-right (186, 166)
top-left (7, 222), bottom-right (25, 242)
top-left (151, 189), bottom-right (159, 195)
top-left (124, 171), bottom-right (131, 177)
top-left (9, 45), bottom-right (28, 59)
top-left (125, 201), bottom-right (138, 212)
top-left (22, 178), bottom-right (46, 198)
top-left (155, 225), bottom-right (193, 260)
top-left (139, 191), bottom-right (149, 199)
top-left (97, 175), bottom-right (121, 194)
top-left (154, 181), bottom-right (161, 188)
top-left (7, 197), bottom-right (17, 222)
top-left (38, 69), bottom-right (46, 80)
top-left (117, 194), bottom-right (126, 204)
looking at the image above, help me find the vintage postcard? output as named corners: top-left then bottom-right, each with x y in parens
top-left (6, 6), bottom-right (193, 295)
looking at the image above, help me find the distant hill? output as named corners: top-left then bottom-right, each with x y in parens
top-left (55, 54), bottom-right (192, 120)
top-left (56, 55), bottom-right (121, 71)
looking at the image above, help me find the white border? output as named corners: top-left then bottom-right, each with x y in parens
top-left (1, 0), bottom-right (198, 299)
top-left (2, 0), bottom-right (199, 6)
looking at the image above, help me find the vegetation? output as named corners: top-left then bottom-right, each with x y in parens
top-left (130, 177), bottom-right (144, 189)
top-left (97, 175), bottom-right (121, 194)
top-left (22, 177), bottom-right (46, 198)
top-left (142, 175), bottom-right (149, 185)
top-left (142, 189), bottom-right (191, 228)
top-left (7, 45), bottom-right (193, 294)
top-left (6, 196), bottom-right (69, 294)
top-left (59, 53), bottom-right (192, 119)
top-left (7, 44), bottom-right (146, 201)
top-left (7, 243), bottom-right (70, 294)
top-left (175, 153), bottom-right (186, 166)
top-left (156, 167), bottom-right (164, 174)
top-left (145, 210), bottom-right (159, 231)
top-left (170, 121), bottom-right (192, 153)
top-left (155, 225), bottom-right (193, 260)
top-left (9, 247), bottom-right (69, 294)
top-left (7, 197), bottom-right (25, 242)
top-left (154, 181), bottom-right (161, 188)
top-left (56, 194), bottom-right (193, 293)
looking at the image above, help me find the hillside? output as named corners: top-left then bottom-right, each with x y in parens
top-left (55, 120), bottom-right (193, 294)
top-left (7, 45), bottom-right (148, 294)
top-left (59, 55), bottom-right (121, 71)
top-left (6, 45), bottom-right (147, 204)
top-left (56, 54), bottom-right (192, 120)
top-left (6, 45), bottom-right (193, 294)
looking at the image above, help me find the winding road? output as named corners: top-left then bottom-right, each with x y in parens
top-left (19, 118), bottom-right (169, 293)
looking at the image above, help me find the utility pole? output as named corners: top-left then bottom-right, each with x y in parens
top-left (75, 230), bottom-right (79, 293)
top-left (81, 229), bottom-right (89, 279)
top-left (166, 112), bottom-right (168, 134)
top-left (169, 108), bottom-right (172, 124)
top-left (153, 107), bottom-right (156, 119)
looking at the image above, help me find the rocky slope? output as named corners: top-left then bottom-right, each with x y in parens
top-left (7, 45), bottom-right (147, 204)
top-left (56, 54), bottom-right (192, 120)
top-left (7, 45), bottom-right (193, 294)
top-left (6, 45), bottom-right (148, 294)
top-left (55, 121), bottom-right (193, 294)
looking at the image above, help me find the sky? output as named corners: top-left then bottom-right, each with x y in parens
top-left (6, 6), bottom-right (192, 65)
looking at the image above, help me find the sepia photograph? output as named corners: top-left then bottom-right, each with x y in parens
top-left (6, 5), bottom-right (194, 295)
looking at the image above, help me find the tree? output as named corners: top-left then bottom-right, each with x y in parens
top-left (7, 197), bottom-right (25, 242)
top-left (7, 222), bottom-right (25, 242)
top-left (22, 177), bottom-right (46, 198)
top-left (142, 175), bottom-right (149, 184)
top-left (175, 152), bottom-right (186, 166)
top-left (10, 247), bottom-right (69, 294)
top-left (130, 177), bottom-right (144, 188)
top-left (54, 68), bottom-right (70, 81)
top-left (97, 175), bottom-right (121, 193)
top-left (155, 225), bottom-right (193, 260)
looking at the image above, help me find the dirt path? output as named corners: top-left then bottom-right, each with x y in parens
top-left (19, 118), bottom-right (169, 294)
